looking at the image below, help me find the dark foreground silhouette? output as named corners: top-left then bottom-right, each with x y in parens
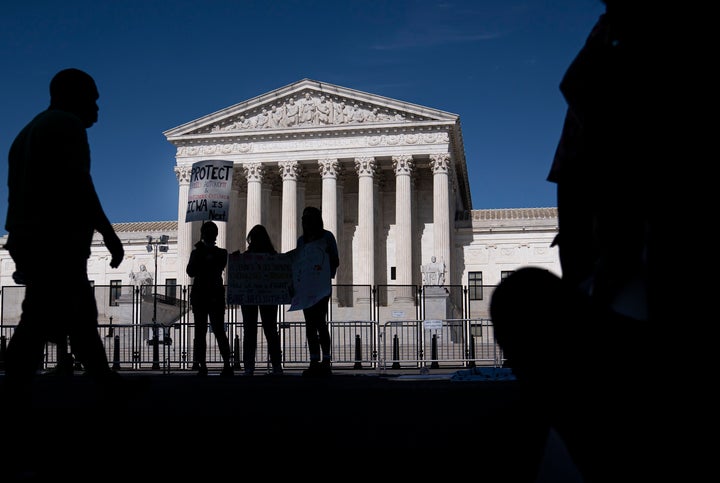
top-left (1, 371), bottom-right (578, 483)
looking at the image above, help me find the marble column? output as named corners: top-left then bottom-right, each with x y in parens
top-left (215, 220), bottom-right (227, 249)
top-left (355, 156), bottom-right (376, 292)
top-left (320, 158), bottom-right (340, 303)
top-left (336, 174), bottom-right (346, 287)
top-left (279, 160), bottom-right (300, 253)
top-left (227, 166), bottom-right (244, 253)
top-left (297, 175), bottom-right (306, 233)
top-left (393, 155), bottom-right (414, 301)
top-left (174, 165), bottom-right (193, 288)
top-left (319, 158), bottom-right (339, 239)
top-left (337, 173), bottom-right (345, 248)
top-left (262, 179), bottom-right (273, 229)
top-left (243, 162), bottom-right (264, 236)
top-left (238, 184), bottom-right (248, 251)
top-left (430, 153), bottom-right (451, 284)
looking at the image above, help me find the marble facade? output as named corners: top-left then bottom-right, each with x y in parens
top-left (0, 79), bottom-right (560, 320)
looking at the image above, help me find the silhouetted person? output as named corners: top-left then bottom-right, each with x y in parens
top-left (3, 68), bottom-right (125, 399)
top-left (296, 206), bottom-right (339, 377)
top-left (187, 221), bottom-right (233, 377)
top-left (490, 2), bottom-right (669, 481)
top-left (238, 224), bottom-right (283, 376)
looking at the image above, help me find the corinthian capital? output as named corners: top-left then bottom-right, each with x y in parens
top-left (174, 166), bottom-right (192, 184)
top-left (278, 160), bottom-right (300, 181)
top-left (354, 156), bottom-right (376, 177)
top-left (318, 158), bottom-right (340, 178)
top-left (243, 162), bottom-right (265, 182)
top-left (392, 155), bottom-right (414, 176)
top-left (430, 153), bottom-right (451, 174)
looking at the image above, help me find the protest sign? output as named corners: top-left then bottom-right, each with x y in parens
top-left (185, 160), bottom-right (233, 222)
top-left (288, 238), bottom-right (332, 311)
top-left (226, 251), bottom-right (293, 305)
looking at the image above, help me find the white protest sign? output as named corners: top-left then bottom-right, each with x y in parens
top-left (185, 160), bottom-right (233, 222)
top-left (226, 251), bottom-right (293, 305)
top-left (288, 238), bottom-right (332, 311)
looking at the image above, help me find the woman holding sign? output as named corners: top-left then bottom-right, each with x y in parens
top-left (240, 224), bottom-right (284, 376)
top-left (296, 207), bottom-right (339, 377)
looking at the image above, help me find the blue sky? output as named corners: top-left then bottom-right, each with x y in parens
top-left (0, 0), bottom-right (605, 236)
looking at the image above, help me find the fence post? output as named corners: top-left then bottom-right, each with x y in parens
top-left (468, 334), bottom-right (476, 368)
top-left (354, 334), bottom-right (363, 369)
top-left (151, 323), bottom-right (160, 370)
top-left (233, 334), bottom-right (241, 370)
top-left (392, 334), bottom-right (401, 369)
top-left (430, 334), bottom-right (440, 369)
top-left (112, 335), bottom-right (121, 371)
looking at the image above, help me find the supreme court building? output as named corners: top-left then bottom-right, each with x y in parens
top-left (0, 79), bottom-right (560, 322)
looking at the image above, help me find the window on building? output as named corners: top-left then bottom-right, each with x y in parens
top-left (390, 267), bottom-right (396, 281)
top-left (165, 279), bottom-right (177, 299)
top-left (109, 280), bottom-right (122, 306)
top-left (468, 271), bottom-right (483, 300)
top-left (500, 271), bottom-right (514, 280)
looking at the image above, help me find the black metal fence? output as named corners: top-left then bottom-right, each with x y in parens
top-left (0, 284), bottom-right (503, 372)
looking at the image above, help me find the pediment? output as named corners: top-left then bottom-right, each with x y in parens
top-left (164, 78), bottom-right (459, 140)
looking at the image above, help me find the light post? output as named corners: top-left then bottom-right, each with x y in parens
top-left (146, 235), bottom-right (169, 369)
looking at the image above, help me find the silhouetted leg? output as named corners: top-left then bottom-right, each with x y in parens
top-left (314, 296), bottom-right (332, 362)
top-left (3, 302), bottom-right (47, 407)
top-left (303, 308), bottom-right (321, 362)
top-left (67, 282), bottom-right (114, 380)
top-left (209, 308), bottom-right (230, 363)
top-left (241, 305), bottom-right (258, 373)
top-left (193, 309), bottom-right (208, 373)
top-left (303, 298), bottom-right (331, 376)
top-left (260, 305), bottom-right (282, 370)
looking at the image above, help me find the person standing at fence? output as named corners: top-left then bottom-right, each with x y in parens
top-left (295, 206), bottom-right (339, 377)
top-left (186, 221), bottom-right (233, 377)
top-left (2, 68), bottom-right (126, 401)
top-left (239, 224), bottom-right (283, 376)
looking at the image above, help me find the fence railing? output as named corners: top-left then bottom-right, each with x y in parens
top-left (0, 284), bottom-right (504, 372)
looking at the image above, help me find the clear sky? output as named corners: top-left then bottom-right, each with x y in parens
top-left (0, 0), bottom-right (605, 236)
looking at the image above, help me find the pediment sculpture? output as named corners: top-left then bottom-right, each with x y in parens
top-left (208, 90), bottom-right (425, 133)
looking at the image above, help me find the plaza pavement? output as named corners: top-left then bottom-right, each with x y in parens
top-left (0, 367), bottom-right (582, 483)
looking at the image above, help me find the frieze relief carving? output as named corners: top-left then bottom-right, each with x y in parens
top-left (199, 90), bottom-right (429, 134)
top-left (174, 132), bottom-right (449, 157)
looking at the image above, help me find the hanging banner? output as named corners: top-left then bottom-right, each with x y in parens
top-left (185, 160), bottom-right (233, 222)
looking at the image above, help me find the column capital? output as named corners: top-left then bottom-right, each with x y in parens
top-left (174, 165), bottom-right (192, 184)
top-left (354, 156), bottom-right (376, 177)
top-left (318, 158), bottom-right (340, 178)
top-left (430, 153), bottom-right (451, 174)
top-left (392, 155), bottom-right (415, 176)
top-left (278, 160), bottom-right (300, 181)
top-left (243, 162), bottom-right (265, 182)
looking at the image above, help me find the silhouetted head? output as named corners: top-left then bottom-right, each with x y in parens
top-left (49, 68), bottom-right (99, 128)
top-left (301, 206), bottom-right (323, 241)
top-left (246, 224), bottom-right (275, 253)
top-left (200, 221), bottom-right (218, 244)
top-left (490, 267), bottom-right (573, 379)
